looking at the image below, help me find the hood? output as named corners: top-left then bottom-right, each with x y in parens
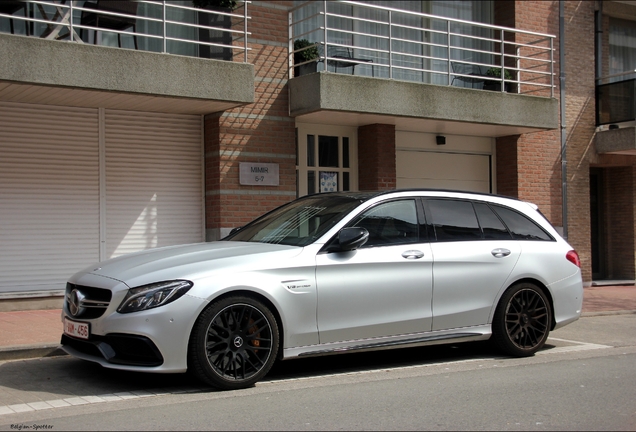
top-left (75, 241), bottom-right (301, 288)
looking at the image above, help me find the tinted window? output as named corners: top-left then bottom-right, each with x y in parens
top-left (474, 203), bottom-right (512, 240)
top-left (428, 199), bottom-right (481, 241)
top-left (491, 205), bottom-right (553, 241)
top-left (353, 200), bottom-right (419, 247)
top-left (226, 193), bottom-right (373, 246)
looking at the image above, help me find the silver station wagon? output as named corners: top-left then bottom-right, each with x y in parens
top-left (61, 190), bottom-right (583, 390)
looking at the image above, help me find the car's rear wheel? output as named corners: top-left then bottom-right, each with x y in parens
top-left (492, 282), bottom-right (551, 357)
top-left (188, 295), bottom-right (279, 390)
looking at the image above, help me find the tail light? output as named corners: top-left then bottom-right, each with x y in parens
top-left (566, 250), bottom-right (580, 268)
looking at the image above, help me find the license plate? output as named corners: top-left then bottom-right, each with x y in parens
top-left (64, 317), bottom-right (89, 340)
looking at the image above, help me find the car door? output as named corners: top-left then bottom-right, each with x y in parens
top-left (424, 199), bottom-right (521, 331)
top-left (315, 198), bottom-right (433, 344)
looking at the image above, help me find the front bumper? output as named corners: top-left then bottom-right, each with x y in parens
top-left (61, 276), bottom-right (208, 373)
top-left (61, 333), bottom-right (163, 367)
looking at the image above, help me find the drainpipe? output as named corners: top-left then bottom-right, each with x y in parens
top-left (595, 1), bottom-right (603, 83)
top-left (560, 0), bottom-right (568, 239)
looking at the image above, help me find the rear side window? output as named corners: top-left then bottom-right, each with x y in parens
top-left (474, 203), bottom-right (512, 240)
top-left (490, 205), bottom-right (553, 241)
top-left (428, 199), bottom-right (481, 241)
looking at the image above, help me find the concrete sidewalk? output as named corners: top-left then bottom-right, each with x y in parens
top-left (0, 285), bottom-right (634, 361)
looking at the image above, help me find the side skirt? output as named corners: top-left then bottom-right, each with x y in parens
top-left (284, 326), bottom-right (492, 359)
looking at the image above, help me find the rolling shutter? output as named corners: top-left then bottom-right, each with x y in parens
top-left (105, 109), bottom-right (203, 258)
top-left (0, 103), bottom-right (203, 295)
top-left (0, 102), bottom-right (99, 293)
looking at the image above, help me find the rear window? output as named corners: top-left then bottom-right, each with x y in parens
top-left (490, 205), bottom-right (553, 241)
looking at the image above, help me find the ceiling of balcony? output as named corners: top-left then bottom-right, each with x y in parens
top-left (295, 110), bottom-right (543, 138)
top-left (0, 81), bottom-right (241, 115)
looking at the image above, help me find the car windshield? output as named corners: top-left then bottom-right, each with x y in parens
top-left (224, 193), bottom-right (374, 246)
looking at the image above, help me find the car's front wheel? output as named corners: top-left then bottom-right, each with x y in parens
top-left (492, 282), bottom-right (552, 357)
top-left (188, 295), bottom-right (279, 390)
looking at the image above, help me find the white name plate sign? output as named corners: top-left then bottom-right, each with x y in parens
top-left (239, 163), bottom-right (279, 186)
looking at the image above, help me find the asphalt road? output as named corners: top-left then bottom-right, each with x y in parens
top-left (1, 314), bottom-right (635, 431)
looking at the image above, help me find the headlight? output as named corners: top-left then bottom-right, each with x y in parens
top-left (117, 280), bottom-right (193, 314)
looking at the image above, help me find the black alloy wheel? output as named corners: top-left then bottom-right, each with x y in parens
top-left (492, 282), bottom-right (552, 357)
top-left (189, 296), bottom-right (279, 390)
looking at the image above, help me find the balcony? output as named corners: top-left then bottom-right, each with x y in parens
top-left (597, 78), bottom-right (635, 126)
top-left (596, 77), bottom-right (636, 155)
top-left (0, 1), bottom-right (254, 114)
top-left (288, 1), bottom-right (558, 137)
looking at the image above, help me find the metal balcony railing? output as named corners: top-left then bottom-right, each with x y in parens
top-left (0, 0), bottom-right (251, 62)
top-left (290, 0), bottom-right (555, 97)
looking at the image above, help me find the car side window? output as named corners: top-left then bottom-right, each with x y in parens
top-left (474, 203), bottom-right (513, 240)
top-left (490, 205), bottom-right (553, 241)
top-left (428, 199), bottom-right (481, 241)
top-left (352, 200), bottom-right (419, 247)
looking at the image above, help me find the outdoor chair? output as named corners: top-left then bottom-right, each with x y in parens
top-left (451, 62), bottom-right (486, 89)
top-left (0, 1), bottom-right (30, 36)
top-left (81, 1), bottom-right (138, 49)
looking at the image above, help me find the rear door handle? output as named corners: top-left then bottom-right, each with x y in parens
top-left (402, 250), bottom-right (424, 259)
top-left (491, 248), bottom-right (511, 258)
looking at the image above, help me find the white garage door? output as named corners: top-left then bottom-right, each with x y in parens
top-left (0, 102), bottom-right (203, 295)
top-left (105, 109), bottom-right (204, 258)
top-left (396, 150), bottom-right (491, 193)
top-left (396, 131), bottom-right (493, 194)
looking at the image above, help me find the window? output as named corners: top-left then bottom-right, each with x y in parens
top-left (296, 124), bottom-right (358, 197)
top-left (474, 202), bottom-right (512, 240)
top-left (228, 194), bottom-right (367, 247)
top-left (352, 200), bottom-right (419, 247)
top-left (609, 18), bottom-right (636, 82)
top-left (428, 199), bottom-right (481, 241)
top-left (490, 205), bottom-right (553, 241)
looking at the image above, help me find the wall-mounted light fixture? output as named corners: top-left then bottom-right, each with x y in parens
top-left (436, 135), bottom-right (446, 145)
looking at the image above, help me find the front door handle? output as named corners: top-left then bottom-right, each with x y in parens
top-left (491, 248), bottom-right (511, 258)
top-left (402, 250), bottom-right (424, 260)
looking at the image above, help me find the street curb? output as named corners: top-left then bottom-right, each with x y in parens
top-left (0, 344), bottom-right (67, 361)
top-left (581, 310), bottom-right (636, 317)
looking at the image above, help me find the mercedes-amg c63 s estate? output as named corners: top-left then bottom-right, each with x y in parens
top-left (61, 190), bottom-right (583, 390)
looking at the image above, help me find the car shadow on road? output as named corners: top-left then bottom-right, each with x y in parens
top-left (0, 340), bottom-right (563, 405)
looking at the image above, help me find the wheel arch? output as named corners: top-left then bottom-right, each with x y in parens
top-left (495, 277), bottom-right (556, 330)
top-left (187, 288), bottom-right (286, 361)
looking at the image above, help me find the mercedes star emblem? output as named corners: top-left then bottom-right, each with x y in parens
top-left (68, 288), bottom-right (85, 317)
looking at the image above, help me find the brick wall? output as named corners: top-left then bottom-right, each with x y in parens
top-left (358, 124), bottom-right (396, 191)
top-left (495, 135), bottom-right (519, 198)
top-left (494, 1), bottom-right (563, 226)
top-left (494, 1), bottom-right (601, 281)
top-left (604, 167), bottom-right (635, 279)
top-left (205, 1), bottom-right (296, 240)
top-left (561, 0), bottom-right (595, 282)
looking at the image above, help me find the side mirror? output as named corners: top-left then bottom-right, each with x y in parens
top-left (338, 227), bottom-right (369, 251)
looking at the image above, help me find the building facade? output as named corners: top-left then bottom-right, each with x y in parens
top-left (0, 0), bottom-right (633, 310)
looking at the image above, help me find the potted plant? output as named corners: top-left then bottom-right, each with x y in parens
top-left (192, 0), bottom-right (238, 60)
top-left (293, 39), bottom-right (320, 77)
top-left (484, 67), bottom-right (512, 92)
